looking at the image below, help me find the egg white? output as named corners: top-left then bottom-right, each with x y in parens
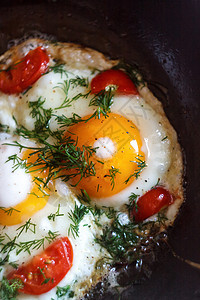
top-left (0, 136), bottom-right (32, 208)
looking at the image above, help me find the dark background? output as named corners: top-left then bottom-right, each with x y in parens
top-left (0, 1), bottom-right (200, 299)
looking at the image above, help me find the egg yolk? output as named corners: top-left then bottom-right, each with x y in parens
top-left (0, 150), bottom-right (51, 226)
top-left (64, 113), bottom-right (145, 198)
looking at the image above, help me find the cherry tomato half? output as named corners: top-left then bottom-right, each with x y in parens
top-left (8, 237), bottom-right (73, 295)
top-left (91, 69), bottom-right (138, 95)
top-left (133, 187), bottom-right (174, 222)
top-left (0, 47), bottom-right (49, 94)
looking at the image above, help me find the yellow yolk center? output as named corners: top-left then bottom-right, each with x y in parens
top-left (0, 150), bottom-right (50, 226)
top-left (65, 113), bottom-right (145, 198)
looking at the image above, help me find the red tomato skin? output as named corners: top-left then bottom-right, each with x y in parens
top-left (133, 187), bottom-right (174, 222)
top-left (91, 69), bottom-right (138, 95)
top-left (0, 47), bottom-right (49, 94)
top-left (8, 237), bottom-right (73, 295)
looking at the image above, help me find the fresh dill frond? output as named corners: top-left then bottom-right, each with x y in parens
top-left (68, 203), bottom-right (89, 238)
top-left (0, 207), bottom-right (20, 216)
top-left (113, 61), bottom-right (145, 87)
top-left (125, 155), bottom-right (147, 184)
top-left (54, 113), bottom-right (83, 128)
top-left (126, 193), bottom-right (139, 214)
top-left (104, 166), bottom-right (121, 190)
top-left (77, 190), bottom-right (116, 224)
top-left (0, 255), bottom-right (9, 267)
top-left (16, 218), bottom-right (36, 237)
top-left (161, 136), bottom-right (168, 141)
top-left (28, 97), bottom-right (53, 133)
top-left (1, 235), bottom-right (18, 256)
top-left (49, 63), bottom-right (69, 78)
top-left (14, 97), bottom-right (53, 141)
top-left (55, 79), bottom-right (90, 109)
top-left (8, 261), bottom-right (19, 269)
top-left (89, 88), bottom-right (114, 118)
top-left (77, 189), bottom-right (91, 204)
top-left (0, 123), bottom-right (10, 133)
top-left (70, 76), bottom-right (89, 88)
top-left (151, 178), bottom-right (160, 189)
top-left (56, 284), bottom-right (74, 298)
top-left (38, 267), bottom-right (52, 285)
top-left (95, 216), bottom-right (138, 263)
top-left (0, 277), bottom-right (23, 300)
top-left (48, 204), bottom-right (64, 221)
top-left (157, 212), bottom-right (168, 226)
top-left (0, 60), bottom-right (24, 73)
top-left (16, 230), bottom-right (59, 255)
top-left (5, 134), bottom-right (96, 188)
top-left (6, 154), bottom-right (27, 172)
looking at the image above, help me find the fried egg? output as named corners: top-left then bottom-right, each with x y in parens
top-left (0, 38), bottom-right (183, 299)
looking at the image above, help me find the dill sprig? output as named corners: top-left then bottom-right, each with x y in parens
top-left (104, 166), bottom-right (121, 190)
top-left (113, 61), bottom-right (145, 87)
top-left (38, 267), bottom-right (53, 285)
top-left (125, 155), bottom-right (147, 184)
top-left (54, 113), bottom-right (83, 128)
top-left (28, 97), bottom-right (52, 133)
top-left (77, 189), bottom-right (116, 222)
top-left (5, 134), bottom-right (96, 188)
top-left (6, 154), bottom-right (27, 172)
top-left (16, 218), bottom-right (36, 237)
top-left (14, 97), bottom-right (53, 142)
top-left (126, 192), bottom-right (139, 214)
top-left (157, 212), bottom-right (168, 226)
top-left (68, 203), bottom-right (89, 238)
top-left (95, 216), bottom-right (139, 263)
top-left (16, 230), bottom-right (59, 255)
top-left (0, 231), bottom-right (60, 258)
top-left (70, 75), bottom-right (89, 88)
top-left (55, 79), bottom-right (90, 109)
top-left (49, 63), bottom-right (69, 78)
top-left (0, 207), bottom-right (20, 216)
top-left (48, 204), bottom-right (64, 221)
top-left (0, 60), bottom-right (24, 73)
top-left (89, 88), bottom-right (114, 118)
top-left (0, 277), bottom-right (23, 300)
top-left (56, 284), bottom-right (74, 298)
top-left (0, 123), bottom-right (10, 133)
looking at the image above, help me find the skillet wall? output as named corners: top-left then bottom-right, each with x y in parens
top-left (0, 1), bottom-right (200, 299)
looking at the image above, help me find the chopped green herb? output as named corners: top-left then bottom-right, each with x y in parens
top-left (161, 136), bottom-right (168, 141)
top-left (68, 203), bottom-right (89, 238)
top-left (55, 79), bottom-right (90, 109)
top-left (126, 192), bottom-right (139, 214)
top-left (48, 204), bottom-right (64, 221)
top-left (0, 123), bottom-right (10, 133)
top-left (16, 218), bottom-right (36, 237)
top-left (0, 277), bottom-right (23, 300)
top-left (89, 88), bottom-right (114, 118)
top-left (125, 155), bottom-right (147, 184)
top-left (157, 212), bottom-right (168, 225)
top-left (5, 134), bottom-right (96, 189)
top-left (95, 216), bottom-right (138, 263)
top-left (0, 207), bottom-right (20, 216)
top-left (49, 63), bottom-right (69, 78)
top-left (70, 75), bottom-right (89, 88)
top-left (113, 61), bottom-right (145, 87)
top-left (8, 261), bottom-right (19, 269)
top-left (54, 113), bottom-right (84, 128)
top-left (104, 166), bottom-right (121, 190)
top-left (56, 284), bottom-right (74, 298)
